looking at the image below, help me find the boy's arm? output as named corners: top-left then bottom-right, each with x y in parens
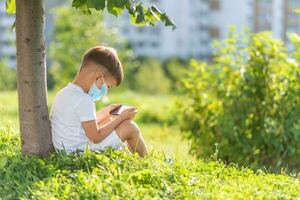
top-left (96, 104), bottom-right (120, 124)
top-left (82, 107), bottom-right (137, 144)
top-left (82, 116), bottom-right (123, 144)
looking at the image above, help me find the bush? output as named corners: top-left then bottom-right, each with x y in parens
top-left (162, 58), bottom-right (189, 91)
top-left (176, 30), bottom-right (300, 172)
top-left (133, 58), bottom-right (171, 94)
top-left (0, 126), bottom-right (299, 199)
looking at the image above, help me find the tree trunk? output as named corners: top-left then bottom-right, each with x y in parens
top-left (16, 0), bottom-right (53, 156)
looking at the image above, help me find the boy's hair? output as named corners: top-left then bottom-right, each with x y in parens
top-left (80, 46), bottom-right (123, 86)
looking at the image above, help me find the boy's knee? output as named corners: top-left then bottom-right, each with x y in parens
top-left (126, 120), bottom-right (140, 131)
top-left (115, 120), bottom-right (140, 141)
top-left (119, 119), bottom-right (139, 131)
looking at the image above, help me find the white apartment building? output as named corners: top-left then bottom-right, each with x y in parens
top-left (0, 1), bottom-right (16, 67)
top-left (0, 0), bottom-right (65, 68)
top-left (109, 0), bottom-right (211, 59)
top-left (207, 0), bottom-right (299, 46)
top-left (112, 0), bottom-right (300, 60)
top-left (0, 0), bottom-right (299, 64)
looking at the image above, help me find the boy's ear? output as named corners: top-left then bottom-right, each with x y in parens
top-left (95, 73), bottom-right (105, 84)
top-left (95, 71), bottom-right (103, 79)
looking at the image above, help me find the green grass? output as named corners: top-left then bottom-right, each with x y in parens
top-left (0, 126), bottom-right (299, 199)
top-left (0, 90), bottom-right (191, 159)
top-left (1, 90), bottom-right (300, 199)
top-left (0, 91), bottom-right (19, 124)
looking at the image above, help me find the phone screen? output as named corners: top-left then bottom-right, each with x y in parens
top-left (109, 105), bottom-right (134, 116)
top-left (109, 105), bottom-right (133, 115)
top-left (109, 105), bottom-right (122, 116)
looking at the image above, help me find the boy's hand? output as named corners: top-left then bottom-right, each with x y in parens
top-left (97, 104), bottom-right (120, 119)
top-left (118, 107), bottom-right (137, 121)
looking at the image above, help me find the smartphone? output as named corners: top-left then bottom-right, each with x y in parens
top-left (109, 105), bottom-right (134, 116)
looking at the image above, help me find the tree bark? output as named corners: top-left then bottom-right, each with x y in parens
top-left (16, 0), bottom-right (53, 156)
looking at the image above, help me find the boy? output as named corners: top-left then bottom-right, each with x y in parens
top-left (50, 46), bottom-right (148, 157)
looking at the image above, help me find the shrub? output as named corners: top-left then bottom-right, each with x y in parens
top-left (133, 58), bottom-right (171, 94)
top-left (176, 29), bottom-right (300, 172)
top-left (162, 58), bottom-right (188, 91)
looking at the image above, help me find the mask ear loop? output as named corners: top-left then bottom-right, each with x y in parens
top-left (97, 71), bottom-right (107, 90)
top-left (100, 73), bottom-right (105, 83)
top-left (101, 76), bottom-right (109, 103)
top-left (102, 78), bottom-right (108, 95)
top-left (98, 73), bottom-right (107, 94)
top-left (95, 73), bottom-right (104, 88)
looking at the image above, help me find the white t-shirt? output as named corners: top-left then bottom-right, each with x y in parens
top-left (50, 82), bottom-right (96, 152)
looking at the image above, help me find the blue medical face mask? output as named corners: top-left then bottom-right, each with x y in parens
top-left (88, 79), bottom-right (108, 102)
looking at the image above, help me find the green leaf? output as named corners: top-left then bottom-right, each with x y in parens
top-left (71, 0), bottom-right (83, 8)
top-left (145, 8), bottom-right (160, 26)
top-left (150, 5), bottom-right (162, 17)
top-left (151, 5), bottom-right (176, 30)
top-left (160, 14), bottom-right (176, 30)
top-left (72, 0), bottom-right (92, 14)
top-left (295, 9), bottom-right (300, 14)
top-left (0, 157), bottom-right (7, 169)
top-left (107, 0), bottom-right (125, 16)
top-left (130, 4), bottom-right (147, 26)
top-left (125, 0), bottom-right (135, 14)
top-left (11, 20), bottom-right (16, 31)
top-left (136, 4), bottom-right (146, 24)
top-left (72, 0), bottom-right (176, 29)
top-left (5, 0), bottom-right (16, 14)
top-left (87, 0), bottom-right (106, 10)
top-left (113, 0), bottom-right (126, 8)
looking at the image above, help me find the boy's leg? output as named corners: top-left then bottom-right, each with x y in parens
top-left (115, 120), bottom-right (148, 157)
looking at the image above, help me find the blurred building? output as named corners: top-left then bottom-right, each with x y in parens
top-left (254, 0), bottom-right (300, 42)
top-left (110, 0), bottom-right (300, 60)
top-left (0, 0), bottom-right (299, 64)
top-left (0, 0), bottom-right (65, 68)
top-left (210, 0), bottom-right (299, 41)
top-left (108, 0), bottom-right (211, 60)
top-left (282, 0), bottom-right (300, 41)
top-left (0, 1), bottom-right (16, 67)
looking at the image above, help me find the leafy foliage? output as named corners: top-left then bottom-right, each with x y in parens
top-left (5, 0), bottom-right (15, 14)
top-left (162, 58), bottom-right (189, 91)
top-left (176, 29), bottom-right (300, 172)
top-left (119, 57), bottom-right (188, 94)
top-left (132, 58), bottom-right (171, 94)
top-left (5, 0), bottom-right (175, 29)
top-left (72, 0), bottom-right (176, 29)
top-left (0, 126), bottom-right (299, 199)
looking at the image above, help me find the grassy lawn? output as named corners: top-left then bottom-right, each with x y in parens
top-left (0, 126), bottom-right (299, 199)
top-left (0, 90), bottom-right (300, 199)
top-left (0, 90), bottom-right (192, 160)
